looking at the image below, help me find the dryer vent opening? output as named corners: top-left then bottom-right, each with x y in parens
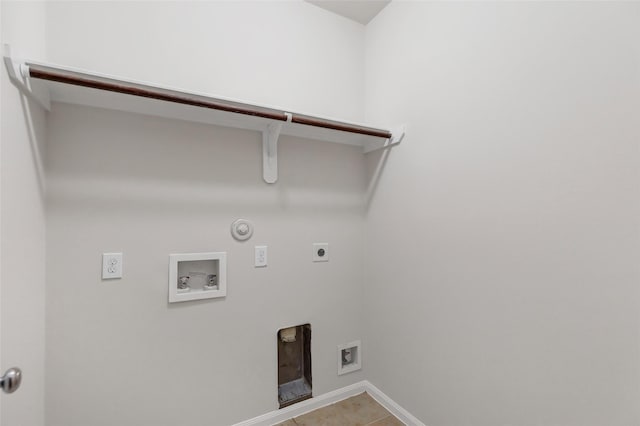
top-left (277, 324), bottom-right (312, 408)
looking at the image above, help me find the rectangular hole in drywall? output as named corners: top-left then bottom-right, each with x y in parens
top-left (277, 324), bottom-right (312, 408)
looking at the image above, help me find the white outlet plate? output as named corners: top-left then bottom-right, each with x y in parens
top-left (312, 243), bottom-right (329, 262)
top-left (102, 252), bottom-right (123, 279)
top-left (255, 245), bottom-right (267, 267)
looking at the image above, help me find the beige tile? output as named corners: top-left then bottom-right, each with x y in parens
top-left (274, 420), bottom-right (298, 426)
top-left (368, 415), bottom-right (406, 426)
top-left (334, 392), bottom-right (391, 425)
top-left (294, 404), bottom-right (349, 426)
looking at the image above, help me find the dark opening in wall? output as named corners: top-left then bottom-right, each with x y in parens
top-left (277, 324), bottom-right (312, 408)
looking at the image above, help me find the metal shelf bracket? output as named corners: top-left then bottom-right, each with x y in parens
top-left (262, 112), bottom-right (292, 184)
top-left (3, 44), bottom-right (51, 110)
top-left (262, 123), bottom-right (281, 184)
top-left (363, 124), bottom-right (406, 154)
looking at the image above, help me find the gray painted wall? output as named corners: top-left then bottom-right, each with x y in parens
top-left (45, 104), bottom-right (367, 426)
top-left (46, 2), bottom-right (366, 426)
top-left (1, 2), bottom-right (47, 425)
top-left (364, 2), bottom-right (640, 425)
top-left (43, 2), bottom-right (369, 425)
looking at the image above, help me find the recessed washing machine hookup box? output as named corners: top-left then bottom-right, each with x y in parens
top-left (168, 252), bottom-right (227, 303)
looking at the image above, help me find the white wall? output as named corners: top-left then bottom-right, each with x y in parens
top-left (0, 2), bottom-right (48, 426)
top-left (364, 2), bottom-right (640, 425)
top-left (43, 2), bottom-right (367, 426)
top-left (46, 1), bottom-right (365, 123)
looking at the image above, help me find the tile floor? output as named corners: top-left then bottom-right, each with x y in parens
top-left (276, 392), bottom-right (404, 426)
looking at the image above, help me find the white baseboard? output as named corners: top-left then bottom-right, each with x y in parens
top-left (231, 380), bottom-right (425, 426)
top-left (363, 381), bottom-right (426, 426)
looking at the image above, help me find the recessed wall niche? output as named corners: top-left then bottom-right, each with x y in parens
top-left (337, 340), bottom-right (361, 375)
top-left (169, 252), bottom-right (227, 303)
top-left (278, 324), bottom-right (312, 408)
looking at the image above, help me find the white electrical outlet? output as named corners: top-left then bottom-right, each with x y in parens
top-left (312, 243), bottom-right (329, 262)
top-left (255, 245), bottom-right (267, 267)
top-left (102, 253), bottom-right (123, 279)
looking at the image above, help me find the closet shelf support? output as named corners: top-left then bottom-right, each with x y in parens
top-left (263, 120), bottom-right (283, 184)
top-left (363, 124), bottom-right (405, 153)
top-left (3, 45), bottom-right (50, 110)
top-left (262, 113), bottom-right (292, 184)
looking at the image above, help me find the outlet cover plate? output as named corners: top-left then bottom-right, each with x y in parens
top-left (312, 243), bottom-right (329, 262)
top-left (255, 245), bottom-right (267, 267)
top-left (102, 252), bottom-right (123, 279)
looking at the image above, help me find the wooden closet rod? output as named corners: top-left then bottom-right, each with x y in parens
top-left (291, 115), bottom-right (391, 138)
top-left (27, 67), bottom-right (287, 121)
top-left (27, 65), bottom-right (393, 140)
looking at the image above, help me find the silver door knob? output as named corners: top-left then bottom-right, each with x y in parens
top-left (0, 367), bottom-right (22, 394)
